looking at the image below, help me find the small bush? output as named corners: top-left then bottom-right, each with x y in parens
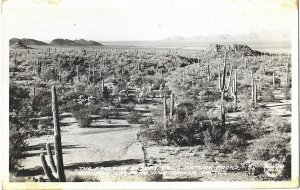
top-left (73, 108), bottom-right (93, 128)
top-left (247, 134), bottom-right (289, 161)
top-left (127, 111), bottom-right (143, 124)
top-left (282, 86), bottom-right (291, 100)
top-left (276, 120), bottom-right (291, 133)
top-left (261, 89), bottom-right (275, 103)
top-left (99, 109), bottom-right (110, 119)
top-left (124, 103), bottom-right (135, 112)
top-left (220, 131), bottom-right (246, 153)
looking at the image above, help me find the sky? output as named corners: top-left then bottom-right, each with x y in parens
top-left (2, 0), bottom-right (297, 41)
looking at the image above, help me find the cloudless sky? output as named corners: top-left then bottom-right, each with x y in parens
top-left (3, 0), bottom-right (297, 41)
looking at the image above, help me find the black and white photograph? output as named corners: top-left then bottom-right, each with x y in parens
top-left (1, 0), bottom-right (299, 189)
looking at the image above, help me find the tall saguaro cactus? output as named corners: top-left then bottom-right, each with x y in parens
top-left (272, 72), bottom-right (276, 88)
top-left (32, 86), bottom-right (36, 114)
top-left (251, 78), bottom-right (257, 107)
top-left (205, 64), bottom-right (211, 81)
top-left (218, 51), bottom-right (232, 103)
top-left (231, 70), bottom-right (238, 110)
top-left (76, 65), bottom-right (80, 83)
top-left (163, 97), bottom-right (168, 130)
top-left (285, 62), bottom-right (289, 86)
top-left (218, 51), bottom-right (232, 126)
top-left (170, 92), bottom-right (175, 121)
top-left (40, 86), bottom-right (66, 182)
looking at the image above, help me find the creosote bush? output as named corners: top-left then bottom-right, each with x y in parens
top-left (72, 105), bottom-right (101, 128)
top-left (127, 111), bottom-right (143, 124)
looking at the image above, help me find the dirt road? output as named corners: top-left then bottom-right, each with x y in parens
top-left (19, 114), bottom-right (144, 179)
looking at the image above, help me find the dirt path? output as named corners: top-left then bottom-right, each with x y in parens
top-left (19, 112), bottom-right (144, 179)
top-left (261, 89), bottom-right (291, 117)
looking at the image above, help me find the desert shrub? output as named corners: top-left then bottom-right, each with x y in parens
top-left (247, 133), bottom-right (291, 179)
top-left (241, 110), bottom-right (268, 139)
top-left (141, 117), bottom-right (154, 128)
top-left (9, 120), bottom-right (29, 171)
top-left (139, 103), bottom-right (220, 146)
top-left (282, 85), bottom-right (291, 100)
top-left (14, 72), bottom-right (33, 81)
top-left (111, 109), bottom-right (121, 118)
top-left (34, 89), bottom-right (52, 116)
top-left (60, 100), bottom-right (81, 112)
top-left (274, 119), bottom-right (291, 133)
top-left (260, 116), bottom-right (291, 134)
top-left (84, 84), bottom-right (103, 102)
top-left (99, 109), bottom-right (110, 119)
top-left (9, 83), bottom-right (32, 171)
top-left (88, 104), bottom-right (101, 115)
top-left (220, 131), bottom-right (246, 153)
top-left (61, 90), bottom-right (80, 101)
top-left (285, 104), bottom-right (291, 112)
top-left (73, 109), bottom-right (92, 128)
top-left (124, 103), bottom-right (136, 112)
top-left (38, 117), bottom-right (52, 126)
top-left (137, 125), bottom-right (165, 145)
top-left (40, 68), bottom-right (57, 82)
top-left (203, 124), bottom-right (225, 149)
top-left (260, 89), bottom-right (275, 103)
top-left (144, 170), bottom-right (163, 181)
top-left (127, 111), bottom-right (143, 124)
top-left (247, 134), bottom-right (289, 161)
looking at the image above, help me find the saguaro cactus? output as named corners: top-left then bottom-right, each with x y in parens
top-left (272, 72), bottom-right (276, 88)
top-left (163, 97), bottom-right (168, 130)
top-left (14, 52), bottom-right (17, 65)
top-left (218, 51), bottom-right (232, 103)
top-left (205, 64), bottom-right (211, 81)
top-left (101, 79), bottom-right (105, 93)
top-left (32, 86), bottom-right (36, 114)
top-left (76, 65), bottom-right (80, 83)
top-left (170, 92), bottom-right (175, 121)
top-left (92, 65), bottom-right (95, 84)
top-left (251, 78), bottom-right (257, 107)
top-left (218, 51), bottom-right (232, 126)
top-left (88, 64), bottom-right (91, 84)
top-left (231, 70), bottom-right (238, 110)
top-left (254, 83), bottom-right (257, 107)
top-left (220, 104), bottom-right (225, 126)
top-left (40, 86), bottom-right (66, 182)
top-left (285, 62), bottom-right (289, 86)
top-left (37, 59), bottom-right (41, 78)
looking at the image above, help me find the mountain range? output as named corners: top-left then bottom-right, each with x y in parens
top-left (9, 38), bottom-right (103, 46)
top-left (162, 32), bottom-right (290, 43)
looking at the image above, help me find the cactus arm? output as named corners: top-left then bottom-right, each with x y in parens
top-left (46, 143), bottom-right (57, 174)
top-left (40, 153), bottom-right (57, 182)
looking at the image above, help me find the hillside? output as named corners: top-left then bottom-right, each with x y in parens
top-left (9, 38), bottom-right (48, 46)
top-left (10, 40), bottom-right (33, 49)
top-left (74, 39), bottom-right (103, 46)
top-left (50, 39), bottom-right (80, 46)
top-left (50, 38), bottom-right (103, 46)
top-left (208, 44), bottom-right (265, 56)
